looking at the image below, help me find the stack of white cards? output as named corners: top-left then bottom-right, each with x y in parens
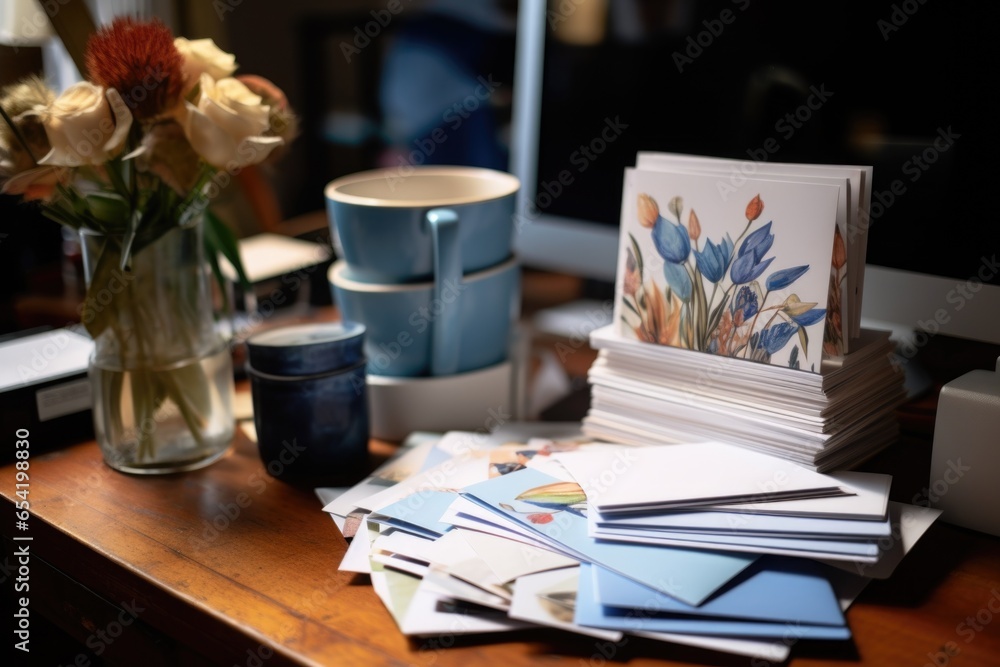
top-left (582, 152), bottom-right (906, 470)
top-left (584, 325), bottom-right (907, 471)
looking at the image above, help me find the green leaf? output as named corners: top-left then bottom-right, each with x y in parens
top-left (622, 296), bottom-right (641, 317)
top-left (119, 209), bottom-right (142, 272)
top-left (706, 293), bottom-right (731, 339)
top-left (205, 210), bottom-right (250, 292)
top-left (628, 232), bottom-right (644, 278)
top-left (103, 155), bottom-right (132, 201)
top-left (85, 192), bottom-right (129, 227)
top-left (157, 364), bottom-right (210, 448)
top-left (81, 237), bottom-right (125, 340)
top-left (798, 326), bottom-right (809, 358)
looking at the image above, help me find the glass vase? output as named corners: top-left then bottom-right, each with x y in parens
top-left (80, 217), bottom-right (235, 474)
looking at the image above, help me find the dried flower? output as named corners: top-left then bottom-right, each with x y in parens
top-left (138, 120), bottom-right (201, 194)
top-left (637, 192), bottom-right (659, 228)
top-left (0, 76), bottom-right (54, 174)
top-left (745, 193), bottom-right (764, 221)
top-left (85, 17), bottom-right (185, 119)
top-left (1, 18), bottom-right (297, 469)
top-left (1, 17), bottom-right (294, 265)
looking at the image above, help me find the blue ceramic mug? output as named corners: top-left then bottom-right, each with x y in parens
top-left (329, 257), bottom-right (520, 377)
top-left (325, 166), bottom-right (519, 283)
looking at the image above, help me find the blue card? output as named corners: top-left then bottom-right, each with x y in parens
top-left (461, 468), bottom-right (755, 606)
top-left (370, 490), bottom-right (457, 538)
top-left (576, 563), bottom-right (851, 640)
top-left (595, 556), bottom-right (846, 626)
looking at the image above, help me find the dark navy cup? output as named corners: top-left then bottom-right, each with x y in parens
top-left (246, 322), bottom-right (369, 479)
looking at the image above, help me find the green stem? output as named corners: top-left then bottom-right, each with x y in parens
top-left (743, 288), bottom-right (771, 358)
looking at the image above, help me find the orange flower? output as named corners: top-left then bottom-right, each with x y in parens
top-left (637, 193), bottom-right (658, 228)
top-left (85, 17), bottom-right (185, 120)
top-left (831, 226), bottom-right (846, 269)
top-left (635, 280), bottom-right (681, 346)
top-left (687, 209), bottom-right (701, 241)
top-left (745, 194), bottom-right (764, 221)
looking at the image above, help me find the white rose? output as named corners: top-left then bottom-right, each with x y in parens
top-left (33, 83), bottom-right (132, 167)
top-left (174, 37), bottom-right (237, 85)
top-left (181, 73), bottom-right (282, 169)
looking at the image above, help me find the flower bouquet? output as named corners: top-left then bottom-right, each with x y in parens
top-left (0, 18), bottom-right (296, 472)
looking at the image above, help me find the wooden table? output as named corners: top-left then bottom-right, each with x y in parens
top-left (3, 398), bottom-right (1000, 666)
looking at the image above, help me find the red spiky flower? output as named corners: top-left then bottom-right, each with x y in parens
top-left (84, 17), bottom-right (184, 120)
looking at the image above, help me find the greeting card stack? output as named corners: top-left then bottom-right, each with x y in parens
top-left (317, 428), bottom-right (941, 663)
top-left (582, 152), bottom-right (907, 471)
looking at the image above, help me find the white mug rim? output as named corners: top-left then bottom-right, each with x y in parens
top-left (324, 166), bottom-right (520, 208)
top-left (329, 256), bottom-right (517, 293)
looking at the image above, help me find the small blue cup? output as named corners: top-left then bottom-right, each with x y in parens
top-left (246, 322), bottom-right (369, 478)
top-left (329, 257), bottom-right (520, 377)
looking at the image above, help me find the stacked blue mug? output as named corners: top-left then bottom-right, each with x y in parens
top-left (325, 166), bottom-right (521, 437)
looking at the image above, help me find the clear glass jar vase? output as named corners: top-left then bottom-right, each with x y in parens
top-left (81, 217), bottom-right (235, 474)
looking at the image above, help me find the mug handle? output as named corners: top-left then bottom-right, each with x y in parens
top-left (426, 208), bottom-right (461, 376)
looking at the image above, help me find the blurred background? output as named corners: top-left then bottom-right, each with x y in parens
top-left (2, 0), bottom-right (998, 339)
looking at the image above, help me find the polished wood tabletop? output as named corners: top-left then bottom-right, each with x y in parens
top-left (3, 415), bottom-right (1000, 666)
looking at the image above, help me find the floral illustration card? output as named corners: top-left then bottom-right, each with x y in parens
top-left (613, 166), bottom-right (842, 372)
top-left (637, 152), bottom-right (866, 348)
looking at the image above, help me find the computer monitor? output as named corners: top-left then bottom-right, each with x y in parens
top-left (509, 0), bottom-right (1000, 347)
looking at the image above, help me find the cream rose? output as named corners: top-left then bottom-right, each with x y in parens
top-left (181, 73), bottom-right (282, 169)
top-left (174, 37), bottom-right (237, 86)
top-left (33, 83), bottom-right (132, 167)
